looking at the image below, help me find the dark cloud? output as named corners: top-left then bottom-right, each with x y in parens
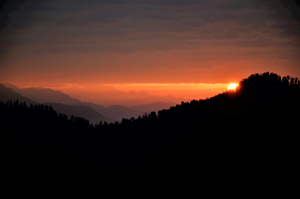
top-left (0, 0), bottom-right (30, 30)
top-left (1, 0), bottom-right (299, 79)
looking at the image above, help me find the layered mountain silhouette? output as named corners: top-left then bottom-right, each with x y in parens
top-left (0, 83), bottom-right (178, 123)
top-left (2, 72), bottom-right (299, 192)
top-left (129, 101), bottom-right (177, 113)
top-left (58, 85), bottom-right (189, 107)
top-left (4, 83), bottom-right (82, 105)
top-left (0, 84), bottom-right (37, 105)
top-left (44, 102), bottom-right (113, 124)
top-left (0, 84), bottom-right (113, 123)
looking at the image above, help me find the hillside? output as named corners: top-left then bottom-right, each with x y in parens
top-left (45, 102), bottom-right (114, 124)
top-left (2, 72), bottom-right (299, 192)
top-left (0, 84), bottom-right (113, 124)
top-left (1, 83), bottom-right (174, 122)
top-left (5, 85), bottom-right (82, 105)
top-left (0, 84), bottom-right (37, 105)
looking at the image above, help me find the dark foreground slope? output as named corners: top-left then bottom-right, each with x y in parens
top-left (1, 72), bottom-right (299, 192)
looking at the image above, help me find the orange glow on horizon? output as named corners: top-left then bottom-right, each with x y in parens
top-left (5, 81), bottom-right (238, 105)
top-left (38, 82), bottom-right (230, 104)
top-left (104, 83), bottom-right (228, 98)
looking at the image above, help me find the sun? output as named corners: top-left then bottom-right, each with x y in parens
top-left (228, 84), bottom-right (238, 91)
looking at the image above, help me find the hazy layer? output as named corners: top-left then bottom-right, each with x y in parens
top-left (6, 83), bottom-right (230, 106)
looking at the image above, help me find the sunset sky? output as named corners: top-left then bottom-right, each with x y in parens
top-left (1, 0), bottom-right (299, 103)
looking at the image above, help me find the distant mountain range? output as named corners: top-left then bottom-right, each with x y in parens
top-left (0, 83), bottom-right (178, 124)
top-left (0, 84), bottom-right (38, 105)
top-left (44, 102), bottom-right (113, 124)
top-left (129, 101), bottom-right (178, 113)
top-left (3, 83), bottom-right (82, 105)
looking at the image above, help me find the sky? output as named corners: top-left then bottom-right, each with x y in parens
top-left (0, 0), bottom-right (300, 104)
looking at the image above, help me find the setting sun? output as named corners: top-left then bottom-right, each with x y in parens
top-left (228, 84), bottom-right (239, 91)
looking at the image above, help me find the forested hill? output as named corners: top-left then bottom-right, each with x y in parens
top-left (2, 72), bottom-right (300, 192)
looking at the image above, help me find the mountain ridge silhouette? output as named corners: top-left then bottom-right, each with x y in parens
top-left (1, 72), bottom-right (299, 192)
top-left (0, 83), bottom-right (179, 122)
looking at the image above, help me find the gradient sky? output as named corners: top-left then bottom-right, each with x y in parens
top-left (0, 0), bottom-right (299, 102)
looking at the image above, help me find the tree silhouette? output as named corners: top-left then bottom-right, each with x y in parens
top-left (1, 71), bottom-right (299, 192)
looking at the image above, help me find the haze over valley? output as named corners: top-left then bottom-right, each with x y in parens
top-left (1, 83), bottom-right (184, 123)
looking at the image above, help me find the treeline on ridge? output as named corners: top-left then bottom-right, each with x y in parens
top-left (1, 72), bottom-right (299, 191)
top-left (2, 72), bottom-right (299, 133)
